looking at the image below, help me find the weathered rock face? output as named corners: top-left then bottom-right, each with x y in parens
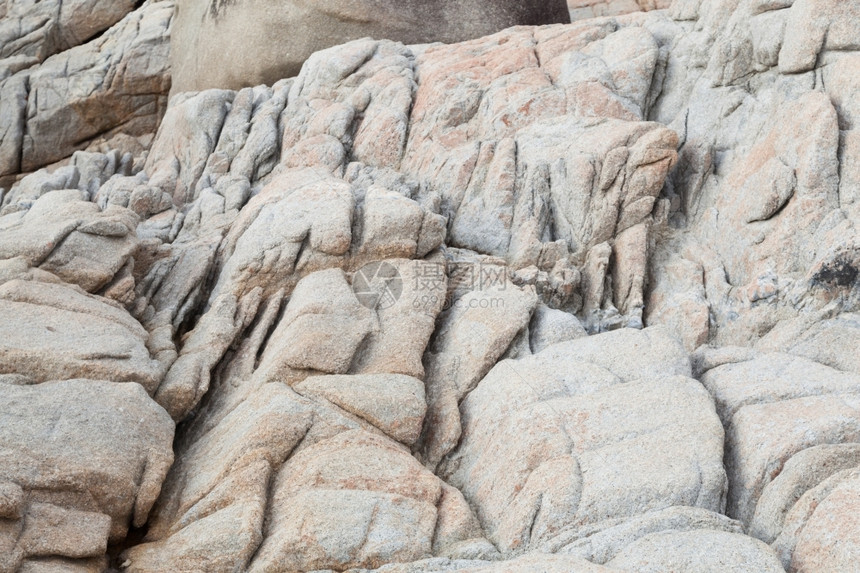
top-left (0, 0), bottom-right (173, 185)
top-left (644, 0), bottom-right (860, 354)
top-left (0, 0), bottom-right (137, 72)
top-left (637, 2), bottom-right (860, 562)
top-left (0, 278), bottom-right (165, 389)
top-left (442, 327), bottom-right (725, 551)
top-left (1, 0), bottom-right (859, 570)
top-left (169, 0), bottom-right (571, 93)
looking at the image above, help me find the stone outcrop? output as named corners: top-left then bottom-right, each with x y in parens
top-left (0, 0), bottom-right (859, 570)
top-left (644, 0), bottom-right (860, 354)
top-left (442, 326), bottom-right (728, 555)
top-left (0, 0), bottom-right (137, 71)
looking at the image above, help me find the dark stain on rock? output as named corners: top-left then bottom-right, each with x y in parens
top-left (813, 258), bottom-right (859, 288)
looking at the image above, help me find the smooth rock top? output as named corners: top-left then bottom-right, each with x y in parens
top-left (169, 0), bottom-right (571, 93)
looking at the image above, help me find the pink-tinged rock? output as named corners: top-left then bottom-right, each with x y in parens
top-left (0, 279), bottom-right (163, 392)
top-left (441, 327), bottom-right (725, 554)
top-left (247, 430), bottom-right (491, 572)
top-left (773, 468), bottom-right (860, 572)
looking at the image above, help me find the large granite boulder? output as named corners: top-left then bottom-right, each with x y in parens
top-left (169, 0), bottom-right (571, 93)
top-left (440, 327), bottom-right (729, 555)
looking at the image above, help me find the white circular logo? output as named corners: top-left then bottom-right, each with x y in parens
top-left (352, 261), bottom-right (403, 310)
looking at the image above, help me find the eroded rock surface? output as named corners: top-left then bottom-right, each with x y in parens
top-left (0, 0), bottom-right (137, 70)
top-left (441, 327), bottom-right (727, 555)
top-left (0, 380), bottom-right (173, 571)
top-left (1, 0), bottom-right (859, 570)
top-left (0, 0), bottom-right (172, 183)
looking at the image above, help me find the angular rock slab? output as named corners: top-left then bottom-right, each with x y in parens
top-left (558, 505), bottom-right (745, 563)
top-left (643, 0), bottom-right (859, 350)
top-left (751, 443), bottom-right (860, 545)
top-left (0, 0), bottom-right (172, 177)
top-left (756, 312), bottom-right (860, 376)
top-left (294, 373), bottom-right (427, 446)
top-left (418, 259), bottom-right (539, 468)
top-left (441, 326), bottom-right (727, 554)
top-left (0, 0), bottom-right (136, 66)
top-left (402, 25), bottom-right (679, 317)
top-left (0, 189), bottom-right (138, 293)
top-left (568, 0), bottom-right (671, 21)
top-left (0, 379), bottom-right (173, 568)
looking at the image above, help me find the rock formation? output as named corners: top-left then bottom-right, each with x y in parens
top-left (0, 0), bottom-right (859, 571)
